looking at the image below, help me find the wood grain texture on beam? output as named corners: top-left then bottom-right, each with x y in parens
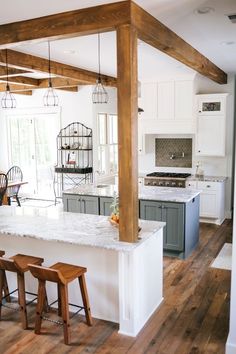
top-left (0, 76), bottom-right (39, 86)
top-left (38, 77), bottom-right (82, 89)
top-left (14, 91), bottom-right (32, 96)
top-left (117, 24), bottom-right (138, 243)
top-left (0, 1), bottom-right (130, 48)
top-left (131, 2), bottom-right (227, 84)
top-left (0, 50), bottom-right (117, 86)
top-left (0, 66), bottom-right (30, 77)
top-left (0, 83), bottom-right (33, 92)
top-left (57, 87), bottom-right (78, 92)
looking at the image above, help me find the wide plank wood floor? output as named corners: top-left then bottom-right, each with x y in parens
top-left (0, 220), bottom-right (232, 354)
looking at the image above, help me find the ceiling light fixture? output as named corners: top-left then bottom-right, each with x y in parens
top-left (220, 40), bottom-right (235, 46)
top-left (1, 49), bottom-right (16, 109)
top-left (43, 41), bottom-right (59, 107)
top-left (92, 33), bottom-right (109, 104)
top-left (194, 7), bottom-right (214, 15)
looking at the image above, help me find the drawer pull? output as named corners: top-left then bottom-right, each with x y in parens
top-left (206, 185), bottom-right (211, 188)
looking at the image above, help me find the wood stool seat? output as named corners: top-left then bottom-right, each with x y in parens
top-left (29, 262), bottom-right (92, 345)
top-left (0, 253), bottom-right (44, 329)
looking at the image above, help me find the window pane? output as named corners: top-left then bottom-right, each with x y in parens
top-left (98, 146), bottom-right (106, 174)
top-left (109, 145), bottom-right (118, 173)
top-left (98, 114), bottom-right (107, 145)
top-left (108, 114), bottom-right (118, 144)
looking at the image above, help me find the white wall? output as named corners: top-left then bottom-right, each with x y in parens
top-left (138, 74), bottom-right (235, 217)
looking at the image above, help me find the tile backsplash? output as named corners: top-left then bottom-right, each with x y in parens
top-left (155, 138), bottom-right (192, 168)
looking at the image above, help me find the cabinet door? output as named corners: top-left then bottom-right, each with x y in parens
top-left (196, 115), bottom-right (225, 156)
top-left (140, 200), bottom-right (162, 221)
top-left (199, 191), bottom-right (218, 218)
top-left (63, 195), bottom-right (80, 213)
top-left (100, 197), bottom-right (113, 216)
top-left (198, 96), bottom-right (226, 116)
top-left (175, 81), bottom-right (193, 120)
top-left (162, 202), bottom-right (184, 251)
top-left (138, 83), bottom-right (158, 119)
top-left (157, 81), bottom-right (174, 120)
top-left (80, 196), bottom-right (99, 215)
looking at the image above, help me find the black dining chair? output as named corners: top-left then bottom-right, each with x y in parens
top-left (0, 174), bottom-right (8, 206)
top-left (6, 166), bottom-right (23, 207)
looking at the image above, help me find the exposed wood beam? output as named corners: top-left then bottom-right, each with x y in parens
top-left (0, 76), bottom-right (39, 86)
top-left (0, 83), bottom-right (34, 92)
top-left (14, 91), bottom-right (32, 96)
top-left (0, 1), bottom-right (130, 48)
top-left (117, 24), bottom-right (138, 243)
top-left (0, 65), bottom-right (31, 77)
top-left (131, 2), bottom-right (227, 84)
top-left (38, 77), bottom-right (83, 89)
top-left (57, 87), bottom-right (78, 92)
top-left (0, 50), bottom-right (117, 86)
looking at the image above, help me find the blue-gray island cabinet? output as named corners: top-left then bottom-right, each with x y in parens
top-left (62, 185), bottom-right (200, 259)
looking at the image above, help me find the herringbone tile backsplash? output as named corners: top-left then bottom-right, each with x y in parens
top-left (155, 138), bottom-right (192, 167)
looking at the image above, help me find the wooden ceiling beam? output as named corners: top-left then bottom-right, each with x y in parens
top-left (131, 2), bottom-right (227, 84)
top-left (0, 1), bottom-right (130, 48)
top-left (57, 87), bottom-right (78, 92)
top-left (0, 76), bottom-right (39, 86)
top-left (0, 49), bottom-right (117, 86)
top-left (0, 65), bottom-right (31, 77)
top-left (38, 77), bottom-right (83, 89)
top-left (13, 90), bottom-right (33, 96)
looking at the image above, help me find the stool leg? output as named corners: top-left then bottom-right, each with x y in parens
top-left (17, 273), bottom-right (28, 329)
top-left (35, 280), bottom-right (46, 334)
top-left (3, 272), bottom-right (11, 303)
top-left (57, 283), bottom-right (62, 316)
top-left (78, 274), bottom-right (92, 326)
top-left (0, 269), bottom-right (4, 320)
top-left (60, 284), bottom-right (70, 345)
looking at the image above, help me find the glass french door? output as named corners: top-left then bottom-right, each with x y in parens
top-left (7, 111), bottom-right (61, 198)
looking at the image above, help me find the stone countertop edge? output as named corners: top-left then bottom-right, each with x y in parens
top-left (62, 185), bottom-right (200, 203)
top-left (0, 207), bottom-right (165, 253)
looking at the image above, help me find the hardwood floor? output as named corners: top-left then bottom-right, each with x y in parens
top-left (0, 220), bottom-right (232, 354)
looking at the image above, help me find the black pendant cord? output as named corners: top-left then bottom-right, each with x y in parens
top-left (98, 33), bottom-right (101, 82)
top-left (6, 49), bottom-right (10, 91)
top-left (48, 41), bottom-right (52, 88)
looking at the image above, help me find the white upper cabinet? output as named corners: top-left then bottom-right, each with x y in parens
top-left (138, 83), bottom-right (157, 119)
top-left (196, 94), bottom-right (228, 157)
top-left (175, 80), bottom-right (193, 120)
top-left (157, 81), bottom-right (174, 120)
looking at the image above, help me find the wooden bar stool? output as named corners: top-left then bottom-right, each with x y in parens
top-left (0, 251), bottom-right (10, 302)
top-left (0, 253), bottom-right (44, 329)
top-left (29, 262), bottom-right (92, 345)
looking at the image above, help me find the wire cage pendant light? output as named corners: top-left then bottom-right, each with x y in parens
top-left (1, 50), bottom-right (16, 109)
top-left (92, 34), bottom-right (109, 104)
top-left (43, 41), bottom-right (59, 107)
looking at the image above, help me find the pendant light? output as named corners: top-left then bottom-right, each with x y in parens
top-left (1, 49), bottom-right (16, 109)
top-left (92, 33), bottom-right (109, 104)
top-left (43, 41), bottom-right (59, 107)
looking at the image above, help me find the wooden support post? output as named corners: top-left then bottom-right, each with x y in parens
top-left (117, 24), bottom-right (138, 243)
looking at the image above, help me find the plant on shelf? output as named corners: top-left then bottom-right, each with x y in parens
top-left (110, 193), bottom-right (119, 225)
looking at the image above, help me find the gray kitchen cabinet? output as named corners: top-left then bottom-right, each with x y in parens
top-left (140, 200), bottom-right (184, 252)
top-left (63, 194), bottom-right (99, 215)
top-left (140, 197), bottom-right (199, 259)
top-left (100, 197), bottom-right (113, 216)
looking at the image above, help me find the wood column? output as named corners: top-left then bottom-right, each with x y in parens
top-left (117, 24), bottom-right (138, 243)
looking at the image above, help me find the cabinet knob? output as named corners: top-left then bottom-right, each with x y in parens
top-left (206, 185), bottom-right (211, 188)
top-left (198, 150), bottom-right (201, 152)
top-left (199, 111), bottom-right (202, 113)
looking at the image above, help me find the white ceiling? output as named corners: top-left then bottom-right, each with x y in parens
top-left (0, 0), bottom-right (235, 81)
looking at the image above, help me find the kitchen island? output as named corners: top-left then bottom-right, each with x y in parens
top-left (63, 185), bottom-right (200, 259)
top-left (0, 206), bottom-right (165, 336)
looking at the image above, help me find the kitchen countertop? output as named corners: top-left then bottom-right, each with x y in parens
top-left (63, 184), bottom-right (200, 203)
top-left (187, 175), bottom-right (227, 182)
top-left (0, 206), bottom-right (165, 252)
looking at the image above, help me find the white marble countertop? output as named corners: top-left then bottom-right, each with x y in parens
top-left (187, 175), bottom-right (227, 182)
top-left (0, 206), bottom-right (165, 252)
top-left (63, 184), bottom-right (200, 203)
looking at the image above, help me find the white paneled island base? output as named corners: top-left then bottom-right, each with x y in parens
top-left (0, 207), bottom-right (165, 336)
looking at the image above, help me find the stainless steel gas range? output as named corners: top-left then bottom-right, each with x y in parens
top-left (144, 172), bottom-right (191, 188)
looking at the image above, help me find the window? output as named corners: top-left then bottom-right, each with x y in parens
top-left (97, 113), bottom-right (118, 176)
